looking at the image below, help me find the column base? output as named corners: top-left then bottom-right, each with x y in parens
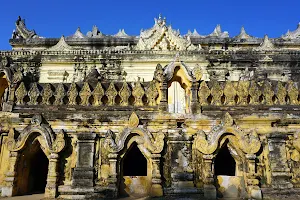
top-left (151, 184), bottom-right (163, 197)
top-left (1, 186), bottom-right (13, 197)
top-left (58, 185), bottom-right (116, 199)
top-left (72, 167), bottom-right (94, 188)
top-left (204, 184), bottom-right (216, 200)
top-left (249, 187), bottom-right (262, 199)
top-left (2, 102), bottom-right (13, 112)
top-left (45, 186), bottom-right (57, 198)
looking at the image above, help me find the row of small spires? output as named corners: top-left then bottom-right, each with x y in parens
top-left (13, 16), bottom-right (300, 40)
top-left (70, 23), bottom-right (300, 40)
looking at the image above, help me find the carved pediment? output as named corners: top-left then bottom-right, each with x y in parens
top-left (255, 35), bottom-right (275, 51)
top-left (47, 36), bottom-right (74, 51)
top-left (282, 23), bottom-right (300, 40)
top-left (135, 15), bottom-right (199, 51)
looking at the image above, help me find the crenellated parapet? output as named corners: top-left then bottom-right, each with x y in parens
top-left (12, 80), bottom-right (160, 108)
top-left (198, 80), bottom-right (299, 107)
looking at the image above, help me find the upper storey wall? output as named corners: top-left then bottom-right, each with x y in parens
top-left (8, 16), bottom-right (300, 51)
top-left (2, 16), bottom-right (300, 84)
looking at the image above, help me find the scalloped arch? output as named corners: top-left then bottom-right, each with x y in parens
top-left (14, 124), bottom-right (55, 152)
top-left (116, 127), bottom-right (154, 153)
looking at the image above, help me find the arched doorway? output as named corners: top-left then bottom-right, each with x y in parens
top-left (15, 137), bottom-right (49, 195)
top-left (0, 73), bottom-right (9, 109)
top-left (167, 66), bottom-right (191, 114)
top-left (215, 145), bottom-right (236, 176)
top-left (214, 140), bottom-right (246, 199)
top-left (119, 142), bottom-right (152, 198)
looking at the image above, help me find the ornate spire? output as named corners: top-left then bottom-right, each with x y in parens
top-left (209, 24), bottom-right (229, 38)
top-left (282, 22), bottom-right (300, 40)
top-left (235, 26), bottom-right (253, 40)
top-left (185, 29), bottom-right (203, 37)
top-left (154, 14), bottom-right (166, 26)
top-left (114, 29), bottom-right (128, 37)
top-left (87, 25), bottom-right (104, 38)
top-left (70, 27), bottom-right (86, 39)
top-left (255, 35), bottom-right (275, 51)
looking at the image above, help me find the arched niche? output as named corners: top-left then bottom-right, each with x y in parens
top-left (3, 115), bottom-right (65, 198)
top-left (166, 65), bottom-right (193, 114)
top-left (214, 136), bottom-right (247, 199)
top-left (15, 133), bottom-right (49, 196)
top-left (214, 142), bottom-right (236, 176)
top-left (118, 135), bottom-right (152, 198)
top-left (0, 72), bottom-right (9, 109)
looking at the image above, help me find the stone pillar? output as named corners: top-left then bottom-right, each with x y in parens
top-left (107, 153), bottom-right (118, 195)
top-left (246, 154), bottom-right (262, 199)
top-left (267, 134), bottom-right (292, 189)
top-left (2, 86), bottom-right (15, 112)
top-left (166, 130), bottom-right (198, 195)
top-left (72, 133), bottom-right (96, 188)
top-left (2, 152), bottom-right (18, 197)
top-left (45, 153), bottom-right (59, 198)
top-left (202, 154), bottom-right (216, 200)
top-left (150, 153), bottom-right (163, 197)
top-left (190, 81), bottom-right (200, 114)
top-left (159, 78), bottom-right (168, 112)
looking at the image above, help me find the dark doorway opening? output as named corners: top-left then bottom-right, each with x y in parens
top-left (123, 142), bottom-right (147, 176)
top-left (16, 139), bottom-right (49, 195)
top-left (215, 145), bottom-right (236, 176)
top-left (28, 147), bottom-right (49, 194)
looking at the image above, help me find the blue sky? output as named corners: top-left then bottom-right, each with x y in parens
top-left (0, 0), bottom-right (299, 50)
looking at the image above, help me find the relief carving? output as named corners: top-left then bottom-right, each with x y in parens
top-left (105, 82), bottom-right (117, 106)
top-left (154, 64), bottom-right (164, 82)
top-left (93, 82), bottom-right (104, 106)
top-left (237, 81), bottom-right (249, 105)
top-left (79, 82), bottom-right (91, 106)
top-left (42, 83), bottom-right (53, 105)
top-left (276, 82), bottom-right (286, 105)
top-left (28, 82), bottom-right (40, 105)
top-left (119, 81), bottom-right (131, 106)
top-left (287, 81), bottom-right (298, 105)
top-left (54, 83), bottom-right (65, 105)
top-left (67, 83), bottom-right (78, 105)
top-left (198, 81), bottom-right (210, 106)
top-left (249, 81), bottom-right (261, 105)
top-left (132, 78), bottom-right (145, 106)
top-left (211, 81), bottom-right (223, 106)
top-left (146, 80), bottom-right (158, 106)
top-left (263, 81), bottom-right (274, 105)
top-left (224, 82), bottom-right (236, 106)
top-left (52, 130), bottom-right (66, 153)
top-left (128, 112), bottom-right (139, 128)
top-left (15, 82), bottom-right (27, 105)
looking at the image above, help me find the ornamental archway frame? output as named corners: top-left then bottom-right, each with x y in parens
top-left (104, 126), bottom-right (165, 198)
top-left (192, 113), bottom-right (262, 199)
top-left (2, 114), bottom-right (65, 199)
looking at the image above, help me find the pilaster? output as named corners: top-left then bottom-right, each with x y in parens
top-left (267, 133), bottom-right (292, 189)
top-left (159, 78), bottom-right (168, 112)
top-left (2, 152), bottom-right (18, 197)
top-left (72, 133), bottom-right (96, 188)
top-left (190, 81), bottom-right (200, 114)
top-left (45, 152), bottom-right (59, 198)
top-left (202, 154), bottom-right (216, 200)
top-left (150, 153), bottom-right (163, 197)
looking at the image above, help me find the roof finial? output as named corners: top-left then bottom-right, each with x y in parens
top-left (159, 13), bottom-right (162, 20)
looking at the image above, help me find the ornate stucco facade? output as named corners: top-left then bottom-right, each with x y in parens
top-left (1, 15), bottom-right (300, 199)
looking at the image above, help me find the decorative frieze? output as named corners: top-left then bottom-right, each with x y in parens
top-left (13, 80), bottom-right (157, 107)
